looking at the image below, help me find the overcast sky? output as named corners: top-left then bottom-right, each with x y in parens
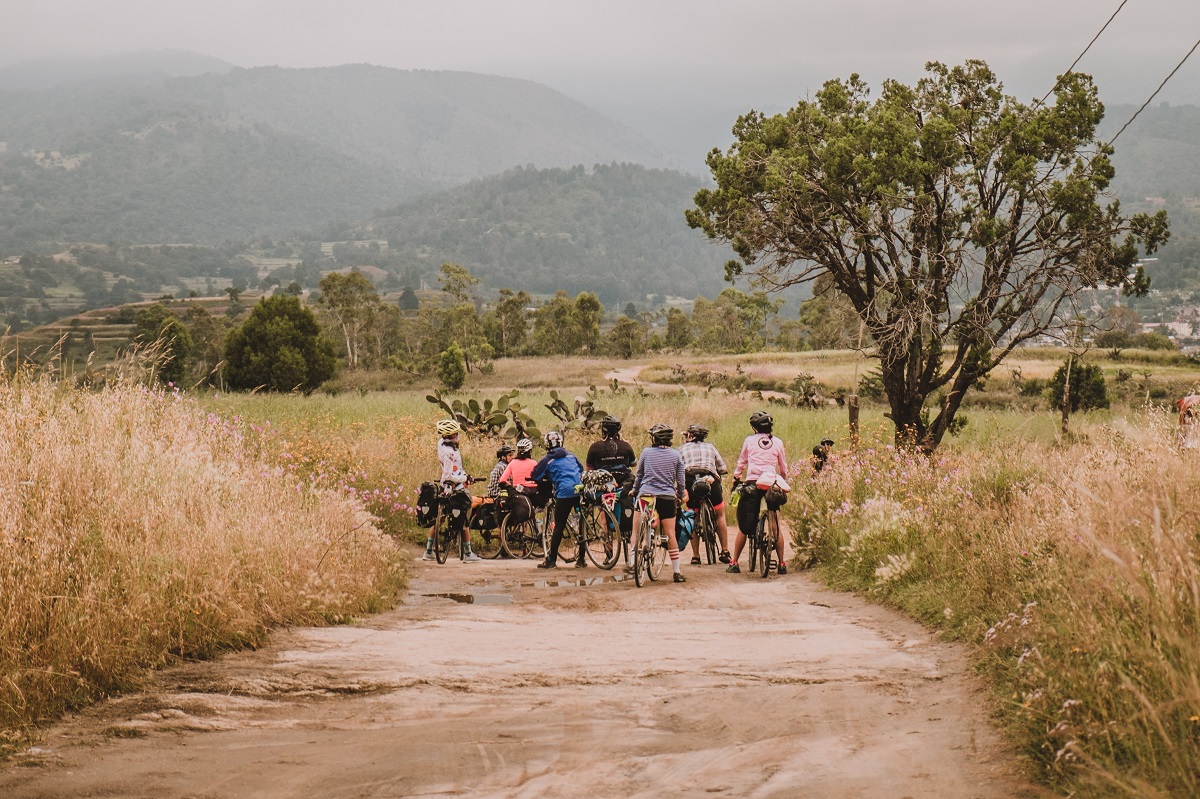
top-left (6, 0), bottom-right (1199, 169)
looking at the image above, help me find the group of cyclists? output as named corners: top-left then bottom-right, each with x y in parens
top-left (424, 411), bottom-right (831, 582)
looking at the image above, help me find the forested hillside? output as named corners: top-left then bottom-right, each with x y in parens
top-left (0, 64), bottom-right (666, 251)
top-left (364, 163), bottom-right (728, 304)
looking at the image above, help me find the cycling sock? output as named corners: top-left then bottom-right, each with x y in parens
top-left (424, 538), bottom-right (433, 552)
top-left (669, 548), bottom-right (681, 574)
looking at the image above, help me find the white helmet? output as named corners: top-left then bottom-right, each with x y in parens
top-left (436, 419), bottom-right (461, 437)
top-left (516, 437), bottom-right (534, 455)
top-left (544, 430), bottom-right (564, 449)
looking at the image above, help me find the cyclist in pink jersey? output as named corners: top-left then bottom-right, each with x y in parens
top-left (728, 411), bottom-right (789, 574)
top-left (499, 437), bottom-right (539, 488)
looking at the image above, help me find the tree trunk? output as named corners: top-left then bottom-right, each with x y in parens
top-left (1060, 354), bottom-right (1073, 438)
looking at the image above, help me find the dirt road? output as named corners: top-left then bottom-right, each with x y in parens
top-left (3, 555), bottom-right (1047, 798)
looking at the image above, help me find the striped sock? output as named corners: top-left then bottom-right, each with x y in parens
top-left (669, 548), bottom-right (681, 573)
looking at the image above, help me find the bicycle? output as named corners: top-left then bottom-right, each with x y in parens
top-left (689, 474), bottom-right (721, 565)
top-left (539, 496), bottom-right (586, 565)
top-left (496, 485), bottom-right (543, 559)
top-left (431, 479), bottom-right (474, 564)
top-left (577, 484), bottom-right (622, 569)
top-left (746, 489), bottom-right (781, 578)
top-left (631, 496), bottom-right (668, 587)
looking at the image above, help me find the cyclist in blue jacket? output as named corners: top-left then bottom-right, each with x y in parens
top-left (531, 430), bottom-right (585, 569)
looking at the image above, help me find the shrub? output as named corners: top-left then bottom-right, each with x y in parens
top-left (1045, 360), bottom-right (1109, 411)
top-left (437, 343), bottom-right (467, 390)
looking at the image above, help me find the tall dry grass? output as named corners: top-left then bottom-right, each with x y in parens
top-left (0, 375), bottom-right (405, 749)
top-left (792, 417), bottom-right (1200, 798)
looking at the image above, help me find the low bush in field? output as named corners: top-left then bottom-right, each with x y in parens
top-left (790, 423), bottom-right (1200, 798)
top-left (0, 376), bottom-right (405, 749)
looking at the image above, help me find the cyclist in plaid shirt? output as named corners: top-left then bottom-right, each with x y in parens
top-left (679, 424), bottom-right (732, 565)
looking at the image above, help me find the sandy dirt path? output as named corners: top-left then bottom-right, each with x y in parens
top-left (2, 554), bottom-right (1048, 799)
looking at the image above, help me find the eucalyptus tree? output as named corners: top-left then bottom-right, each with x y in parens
top-left (687, 60), bottom-right (1168, 450)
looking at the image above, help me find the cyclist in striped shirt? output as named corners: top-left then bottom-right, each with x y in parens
top-left (679, 424), bottom-right (732, 565)
top-left (630, 423), bottom-right (688, 583)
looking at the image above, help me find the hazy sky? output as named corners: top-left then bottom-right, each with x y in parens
top-left (6, 0), bottom-right (1199, 169)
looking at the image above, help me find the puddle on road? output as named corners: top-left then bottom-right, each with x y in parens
top-left (523, 573), bottom-right (631, 588)
top-left (424, 593), bottom-right (513, 605)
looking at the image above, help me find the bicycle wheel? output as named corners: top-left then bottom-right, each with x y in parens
top-left (748, 515), bottom-right (761, 574)
top-left (699, 503), bottom-right (719, 565)
top-left (539, 501), bottom-right (556, 561)
top-left (470, 516), bottom-right (504, 559)
top-left (583, 504), bottom-right (621, 569)
top-left (633, 519), bottom-right (649, 588)
top-left (433, 509), bottom-right (451, 564)
top-left (759, 512), bottom-right (775, 578)
top-left (500, 515), bottom-right (531, 559)
top-left (647, 523), bottom-right (668, 581)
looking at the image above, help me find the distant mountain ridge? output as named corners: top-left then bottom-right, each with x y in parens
top-left (0, 50), bottom-right (235, 90)
top-left (0, 61), bottom-right (668, 251)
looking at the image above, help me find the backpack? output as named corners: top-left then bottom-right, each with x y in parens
top-left (416, 481), bottom-right (439, 528)
top-left (676, 508), bottom-right (695, 551)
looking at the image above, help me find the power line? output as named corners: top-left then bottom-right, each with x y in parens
top-left (1109, 34), bottom-right (1200, 144)
top-left (1038, 0), bottom-right (1130, 107)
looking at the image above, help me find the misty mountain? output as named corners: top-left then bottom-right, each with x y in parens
top-left (362, 162), bottom-right (729, 305)
top-left (0, 62), bottom-right (668, 251)
top-left (0, 50), bottom-right (235, 91)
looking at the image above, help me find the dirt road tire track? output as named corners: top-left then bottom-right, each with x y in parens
top-left (2, 554), bottom-right (1049, 798)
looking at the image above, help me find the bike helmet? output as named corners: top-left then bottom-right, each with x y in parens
top-left (495, 443), bottom-right (515, 459)
top-left (821, 437), bottom-right (834, 447)
top-left (685, 424), bottom-right (709, 441)
top-left (648, 423), bottom-right (673, 446)
top-left (545, 430), bottom-right (564, 449)
top-left (515, 437), bottom-right (534, 456)
top-left (436, 418), bottom-right (462, 437)
top-left (749, 411), bottom-right (773, 434)
top-left (600, 415), bottom-right (622, 438)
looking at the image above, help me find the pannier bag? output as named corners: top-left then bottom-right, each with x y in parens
top-left (441, 487), bottom-right (472, 517)
top-left (497, 485), bottom-right (532, 524)
top-left (416, 481), bottom-right (439, 528)
top-left (469, 500), bottom-right (498, 530)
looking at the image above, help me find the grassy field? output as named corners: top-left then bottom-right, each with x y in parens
top-left (206, 348), bottom-right (1200, 798)
top-left (8, 345), bottom-right (1200, 797)
top-left (0, 373), bottom-right (405, 751)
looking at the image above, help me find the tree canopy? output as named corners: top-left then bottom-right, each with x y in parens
top-left (224, 295), bottom-right (337, 393)
top-left (687, 60), bottom-right (1169, 450)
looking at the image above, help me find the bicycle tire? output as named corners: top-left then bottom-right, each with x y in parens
top-left (758, 513), bottom-right (777, 575)
top-left (633, 519), bottom-right (649, 588)
top-left (699, 502), bottom-right (719, 565)
top-left (583, 504), bottom-right (621, 569)
top-left (434, 509), bottom-right (451, 564)
top-left (748, 515), bottom-right (761, 574)
top-left (647, 523), bottom-right (667, 581)
top-left (763, 510), bottom-right (781, 578)
top-left (470, 516), bottom-right (504, 559)
top-left (500, 515), bottom-right (531, 559)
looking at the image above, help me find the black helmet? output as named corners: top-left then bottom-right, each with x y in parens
top-left (496, 443), bottom-right (515, 459)
top-left (821, 437), bottom-right (834, 447)
top-left (648, 423), bottom-right (673, 446)
top-left (600, 415), bottom-right (622, 437)
top-left (686, 424), bottom-right (709, 441)
top-left (749, 411), bottom-right (773, 434)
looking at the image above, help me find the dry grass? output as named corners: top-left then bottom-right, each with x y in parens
top-left (791, 414), bottom-right (1200, 797)
top-left (0, 375), bottom-right (405, 749)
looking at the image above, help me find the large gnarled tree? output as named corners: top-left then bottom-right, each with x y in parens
top-left (687, 60), bottom-right (1168, 451)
